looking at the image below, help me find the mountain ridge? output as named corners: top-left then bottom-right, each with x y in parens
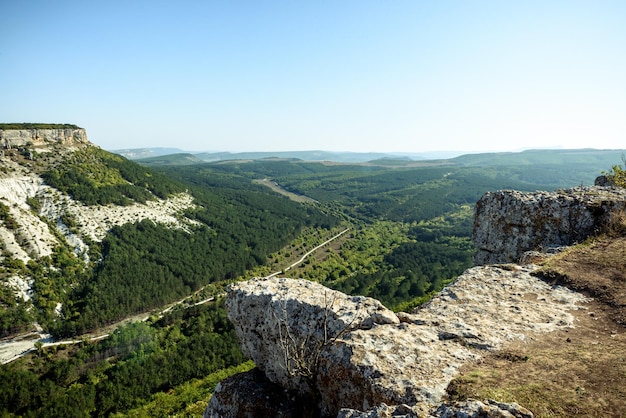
top-left (113, 147), bottom-right (626, 167)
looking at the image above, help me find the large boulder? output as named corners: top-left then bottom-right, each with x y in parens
top-left (225, 277), bottom-right (399, 395)
top-left (473, 187), bottom-right (626, 265)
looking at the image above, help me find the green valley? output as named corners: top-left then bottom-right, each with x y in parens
top-left (0, 144), bottom-right (623, 416)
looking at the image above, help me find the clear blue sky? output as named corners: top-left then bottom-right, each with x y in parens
top-left (2, 1), bottom-right (625, 153)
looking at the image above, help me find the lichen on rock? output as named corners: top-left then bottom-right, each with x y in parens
top-left (225, 277), bottom-right (399, 397)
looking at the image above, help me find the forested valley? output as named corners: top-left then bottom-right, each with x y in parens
top-left (1, 147), bottom-right (621, 416)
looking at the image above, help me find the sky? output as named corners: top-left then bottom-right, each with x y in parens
top-left (1, 1), bottom-right (625, 154)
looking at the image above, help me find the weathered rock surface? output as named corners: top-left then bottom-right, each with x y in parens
top-left (315, 265), bottom-right (584, 416)
top-left (225, 277), bottom-right (399, 396)
top-left (473, 187), bottom-right (626, 265)
top-left (337, 399), bottom-right (533, 418)
top-left (210, 266), bottom-right (586, 417)
top-left (430, 399), bottom-right (533, 418)
top-left (0, 128), bottom-right (89, 148)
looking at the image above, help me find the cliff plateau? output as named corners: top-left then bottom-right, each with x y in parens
top-left (207, 186), bottom-right (626, 418)
top-left (0, 127), bottom-right (89, 149)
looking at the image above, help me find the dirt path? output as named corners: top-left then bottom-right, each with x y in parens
top-left (264, 228), bottom-right (349, 278)
top-left (0, 294), bottom-right (216, 365)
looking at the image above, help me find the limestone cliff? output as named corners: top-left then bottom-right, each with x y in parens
top-left (0, 127), bottom-right (90, 148)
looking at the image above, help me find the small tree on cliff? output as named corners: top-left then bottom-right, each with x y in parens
top-left (603, 154), bottom-right (626, 188)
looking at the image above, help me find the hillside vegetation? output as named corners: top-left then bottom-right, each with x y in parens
top-left (0, 123), bottom-right (82, 130)
top-left (41, 147), bottom-right (185, 205)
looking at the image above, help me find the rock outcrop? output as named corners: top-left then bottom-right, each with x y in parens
top-left (208, 266), bottom-right (587, 417)
top-left (224, 277), bottom-right (399, 397)
top-left (0, 128), bottom-right (90, 148)
top-left (473, 186), bottom-right (626, 265)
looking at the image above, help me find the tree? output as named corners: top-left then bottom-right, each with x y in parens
top-left (603, 154), bottom-right (626, 188)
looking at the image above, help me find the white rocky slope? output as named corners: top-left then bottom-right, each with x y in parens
top-left (0, 157), bottom-right (198, 264)
top-left (0, 142), bottom-right (199, 362)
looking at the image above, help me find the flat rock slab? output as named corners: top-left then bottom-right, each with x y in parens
top-left (317, 265), bottom-right (587, 415)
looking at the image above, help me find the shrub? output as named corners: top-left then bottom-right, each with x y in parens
top-left (602, 154), bottom-right (626, 188)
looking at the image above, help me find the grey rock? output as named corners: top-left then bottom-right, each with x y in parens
top-left (338, 403), bottom-right (423, 418)
top-left (0, 128), bottom-right (90, 148)
top-left (430, 399), bottom-right (533, 418)
top-left (338, 399), bottom-right (533, 418)
top-left (473, 187), bottom-right (626, 265)
top-left (595, 175), bottom-right (614, 186)
top-left (225, 277), bottom-right (399, 396)
top-left (214, 268), bottom-right (585, 417)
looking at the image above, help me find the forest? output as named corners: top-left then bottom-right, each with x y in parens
top-left (1, 148), bottom-right (621, 416)
top-left (0, 123), bottom-right (82, 130)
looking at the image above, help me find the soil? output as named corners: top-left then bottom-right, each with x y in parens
top-left (446, 236), bottom-right (626, 417)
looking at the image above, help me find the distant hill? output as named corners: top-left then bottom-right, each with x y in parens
top-left (133, 152), bottom-right (205, 165)
top-left (111, 147), bottom-right (186, 159)
top-left (451, 148), bottom-right (626, 167)
top-left (113, 148), bottom-right (434, 163)
top-left (113, 147), bottom-right (626, 169)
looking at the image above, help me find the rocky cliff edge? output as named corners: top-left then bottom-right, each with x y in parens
top-left (206, 186), bottom-right (625, 417)
top-left (0, 127), bottom-right (90, 149)
top-left (473, 186), bottom-right (626, 265)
